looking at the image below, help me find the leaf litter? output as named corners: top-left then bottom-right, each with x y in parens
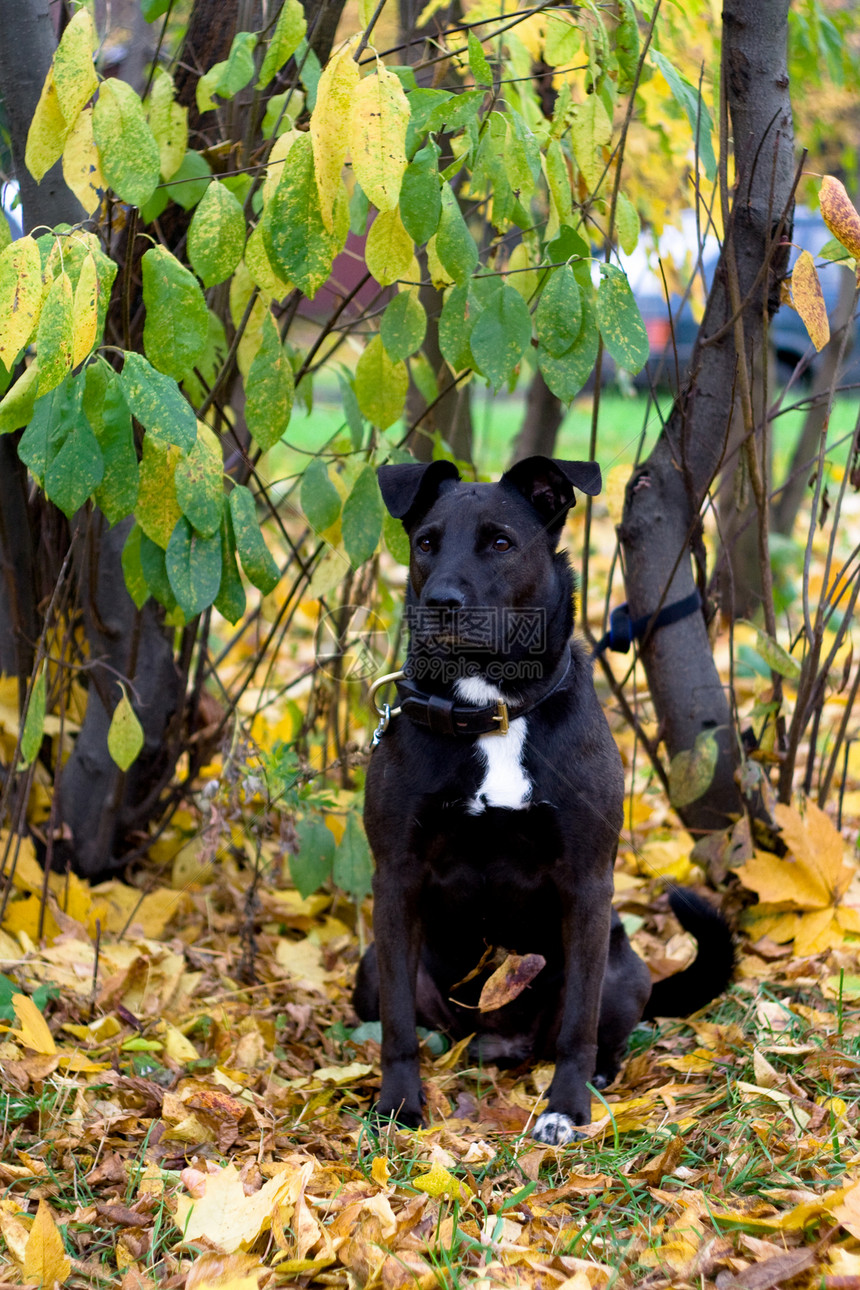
top-left (4, 523), bottom-right (860, 1289)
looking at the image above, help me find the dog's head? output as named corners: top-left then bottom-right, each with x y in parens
top-left (378, 457), bottom-right (601, 666)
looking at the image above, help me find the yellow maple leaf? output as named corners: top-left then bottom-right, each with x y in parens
top-left (734, 799), bottom-right (857, 954)
top-left (176, 1162), bottom-right (309, 1255)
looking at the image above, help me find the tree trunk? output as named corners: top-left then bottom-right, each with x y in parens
top-left (618, 0), bottom-right (795, 834)
top-left (0, 0), bottom-right (85, 232)
top-left (57, 518), bottom-right (182, 877)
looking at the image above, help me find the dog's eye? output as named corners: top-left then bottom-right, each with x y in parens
top-left (493, 535), bottom-right (512, 551)
top-left (416, 535), bottom-right (433, 553)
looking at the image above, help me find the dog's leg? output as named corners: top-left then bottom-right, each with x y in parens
top-left (533, 873), bottom-right (612, 1146)
top-left (370, 866), bottom-right (425, 1128)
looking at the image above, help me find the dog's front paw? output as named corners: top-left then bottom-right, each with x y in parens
top-left (375, 1075), bottom-right (425, 1131)
top-left (533, 1111), bottom-right (584, 1146)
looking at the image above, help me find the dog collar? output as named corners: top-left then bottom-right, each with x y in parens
top-left (370, 648), bottom-right (572, 740)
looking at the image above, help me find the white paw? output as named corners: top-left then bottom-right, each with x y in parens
top-left (533, 1111), bottom-right (583, 1146)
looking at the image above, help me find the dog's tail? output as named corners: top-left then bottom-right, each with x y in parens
top-left (643, 888), bottom-right (735, 1019)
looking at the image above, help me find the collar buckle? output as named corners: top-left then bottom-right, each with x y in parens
top-left (491, 700), bottom-right (510, 735)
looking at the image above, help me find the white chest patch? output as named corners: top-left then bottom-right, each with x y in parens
top-left (455, 678), bottom-right (532, 813)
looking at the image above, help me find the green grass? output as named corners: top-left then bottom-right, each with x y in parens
top-left (273, 379), bottom-right (859, 486)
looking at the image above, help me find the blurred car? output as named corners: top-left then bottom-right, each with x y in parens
top-left (620, 206), bottom-right (860, 392)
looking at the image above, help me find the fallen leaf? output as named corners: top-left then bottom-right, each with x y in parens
top-left (23, 1199), bottom-right (71, 1287)
top-left (478, 953), bottom-right (546, 1011)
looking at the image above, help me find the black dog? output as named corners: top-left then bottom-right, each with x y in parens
top-left (354, 457), bottom-right (734, 1145)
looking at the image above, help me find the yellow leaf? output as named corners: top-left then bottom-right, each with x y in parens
top-left (350, 60), bottom-right (410, 213)
top-left (0, 236), bottom-right (44, 372)
top-left (53, 7), bottom-right (98, 125)
top-left (820, 175), bottom-right (860, 260)
top-left (10, 993), bottom-right (56, 1055)
top-left (370, 1156), bottom-right (391, 1189)
top-left (775, 800), bottom-right (853, 899)
top-left (25, 70), bottom-right (70, 182)
top-left (62, 106), bottom-right (105, 215)
top-left (312, 1060), bottom-right (372, 1084)
top-left (365, 207), bottom-right (414, 286)
top-left (790, 250), bottom-right (830, 351)
top-left (310, 39), bottom-right (360, 231)
top-left (147, 69), bottom-right (188, 180)
top-left (412, 1161), bottom-right (473, 1201)
top-left (478, 952), bottom-right (546, 1012)
top-left (135, 437), bottom-right (182, 548)
top-left (23, 1199), bottom-right (71, 1287)
top-left (175, 1163), bottom-right (306, 1254)
top-left (72, 251), bottom-right (99, 367)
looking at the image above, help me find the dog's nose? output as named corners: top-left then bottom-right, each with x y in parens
top-left (424, 586), bottom-right (465, 609)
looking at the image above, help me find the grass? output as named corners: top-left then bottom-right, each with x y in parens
top-left (274, 375), bottom-right (860, 490)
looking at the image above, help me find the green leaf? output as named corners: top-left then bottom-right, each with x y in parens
top-left (215, 509), bottom-right (246, 624)
top-left (651, 50), bottom-right (716, 182)
top-left (380, 289), bottom-right (426, 361)
top-left (333, 811), bottom-right (373, 904)
top-left (354, 334), bottom-right (408, 430)
top-left (737, 620), bottom-right (802, 681)
top-left (197, 31), bottom-right (257, 113)
top-left (18, 377), bottom-right (80, 481)
top-left (139, 530), bottom-right (177, 610)
top-left (44, 405), bottom-right (104, 518)
top-left (570, 94), bottom-right (612, 190)
top-left (469, 282), bottom-right (532, 388)
top-left (0, 363), bottom-right (40, 435)
top-left (19, 667), bottom-right (46, 770)
top-left (188, 180), bottom-right (246, 288)
top-left (615, 192), bottom-right (640, 256)
top-left (616, 0), bottom-right (641, 93)
top-left (342, 465), bottom-right (384, 568)
top-left (147, 68), bottom-right (187, 180)
top-left (182, 309), bottom-right (228, 408)
top-left (383, 509), bottom-right (410, 565)
top-left (36, 272), bottom-right (74, 395)
top-left (668, 730), bottom-right (719, 809)
top-left (167, 150), bottom-right (212, 210)
top-left (438, 282), bottom-right (474, 372)
top-left (467, 31), bottom-right (493, 87)
top-left (399, 140), bottom-right (442, 244)
top-left (538, 299), bottom-right (599, 402)
top-left (596, 264), bottom-right (649, 374)
top-left (166, 516), bottom-right (222, 619)
top-left (301, 457), bottom-right (342, 533)
top-left (435, 182), bottom-right (478, 285)
top-left (174, 423), bottom-right (223, 537)
top-left (263, 133), bottom-right (342, 299)
top-left (544, 12), bottom-right (580, 66)
top-left (107, 684), bottom-right (145, 772)
top-left (84, 361), bottom-right (139, 525)
top-left (229, 485), bottom-right (280, 594)
top-left (142, 246), bottom-right (209, 380)
top-left (93, 78), bottom-right (161, 208)
top-left (121, 523), bottom-right (150, 609)
top-left (536, 265), bottom-right (581, 358)
top-left (246, 313), bottom-right (295, 452)
top-left (291, 816), bottom-right (335, 898)
top-left (119, 351), bottom-right (197, 453)
top-left (545, 138), bottom-right (573, 227)
top-left (258, 0), bottom-right (307, 88)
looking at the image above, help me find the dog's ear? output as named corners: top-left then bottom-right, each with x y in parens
top-left (501, 456), bottom-right (601, 533)
top-left (378, 460), bottom-right (461, 529)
